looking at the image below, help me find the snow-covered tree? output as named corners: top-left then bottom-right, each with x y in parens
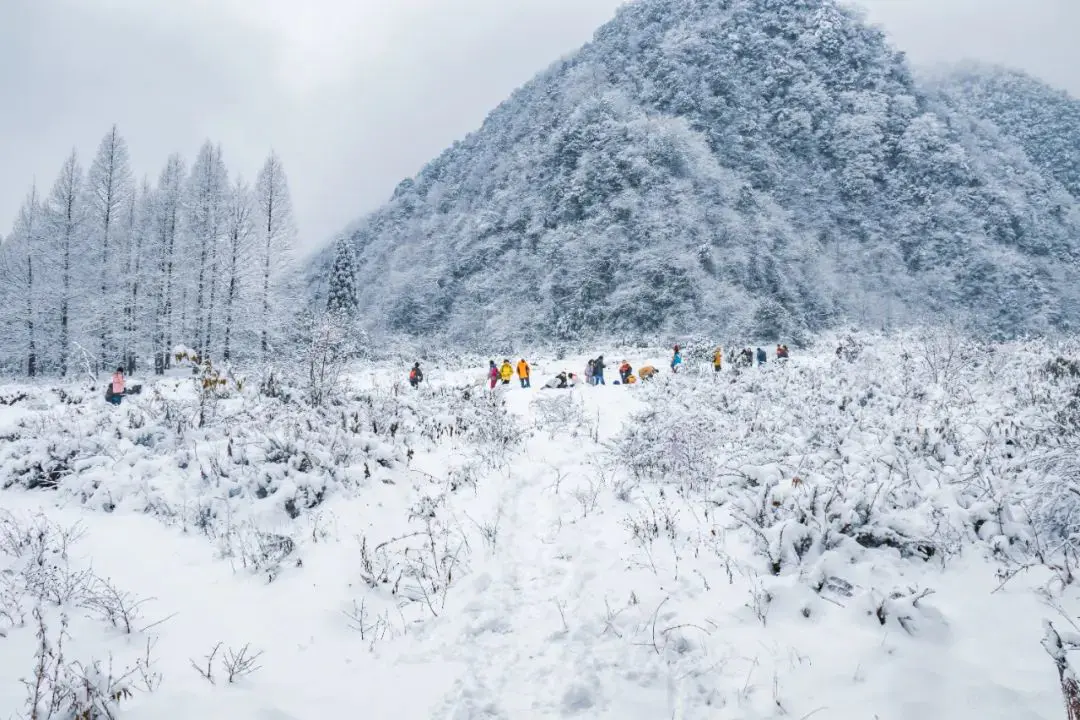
top-left (0, 186), bottom-right (45, 375)
top-left (221, 177), bottom-right (255, 362)
top-left (45, 150), bottom-right (86, 377)
top-left (254, 152), bottom-right (297, 360)
top-left (185, 141), bottom-right (228, 358)
top-left (325, 237), bottom-right (358, 318)
top-left (84, 125), bottom-right (134, 367)
top-left (147, 154), bottom-right (186, 374)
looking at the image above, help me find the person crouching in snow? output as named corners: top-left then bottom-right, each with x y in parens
top-left (107, 367), bottom-right (125, 405)
top-left (409, 362), bottom-right (424, 388)
top-left (499, 359), bottom-right (513, 385)
top-left (488, 361), bottom-right (499, 389)
top-left (619, 360), bottom-right (632, 384)
top-left (544, 371), bottom-right (568, 389)
top-left (517, 358), bottom-right (531, 388)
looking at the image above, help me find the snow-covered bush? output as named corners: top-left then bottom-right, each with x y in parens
top-left (610, 331), bottom-right (1076, 597)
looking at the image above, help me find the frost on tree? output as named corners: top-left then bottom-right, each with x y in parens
top-left (85, 125), bottom-right (134, 368)
top-left (254, 152), bottom-right (297, 360)
top-left (306, 0), bottom-right (1080, 345)
top-left (0, 131), bottom-right (299, 376)
top-left (326, 237), bottom-right (358, 317)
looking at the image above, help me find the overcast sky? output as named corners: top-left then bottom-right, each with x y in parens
top-left (2, 0), bottom-right (1077, 256)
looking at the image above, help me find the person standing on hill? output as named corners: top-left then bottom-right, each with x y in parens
top-left (671, 346), bottom-right (683, 373)
top-left (756, 347), bottom-right (767, 366)
top-left (517, 358), bottom-right (531, 388)
top-left (409, 362), bottom-right (424, 388)
top-left (586, 359), bottom-right (595, 386)
top-left (499, 359), bottom-right (513, 385)
top-left (712, 347), bottom-right (723, 373)
top-left (488, 361), bottom-right (499, 389)
top-left (592, 356), bottom-right (606, 385)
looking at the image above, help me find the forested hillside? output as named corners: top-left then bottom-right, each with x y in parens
top-left (314, 0), bottom-right (1080, 346)
top-left (926, 64), bottom-right (1080, 200)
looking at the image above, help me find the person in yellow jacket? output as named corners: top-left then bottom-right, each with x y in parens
top-left (712, 347), bottom-right (723, 373)
top-left (499, 359), bottom-right (513, 385)
top-left (517, 358), bottom-right (531, 389)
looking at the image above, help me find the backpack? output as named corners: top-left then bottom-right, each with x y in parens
top-left (409, 368), bottom-right (418, 381)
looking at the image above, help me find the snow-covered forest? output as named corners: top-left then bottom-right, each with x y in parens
top-left (0, 127), bottom-right (298, 377)
top-left (309, 0), bottom-right (1080, 346)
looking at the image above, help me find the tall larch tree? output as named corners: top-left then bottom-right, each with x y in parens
top-left (222, 176), bottom-right (255, 362)
top-left (46, 150), bottom-right (86, 377)
top-left (85, 125), bottom-right (134, 367)
top-left (254, 151), bottom-right (297, 360)
top-left (151, 154), bottom-right (186, 373)
top-left (185, 141), bottom-right (228, 358)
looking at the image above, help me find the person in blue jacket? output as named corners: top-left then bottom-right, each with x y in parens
top-left (671, 345), bottom-right (683, 373)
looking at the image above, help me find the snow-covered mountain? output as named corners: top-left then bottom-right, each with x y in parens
top-left (312, 0), bottom-right (1080, 346)
top-left (926, 64), bottom-right (1080, 200)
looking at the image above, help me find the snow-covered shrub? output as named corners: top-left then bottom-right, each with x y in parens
top-left (532, 392), bottom-right (588, 438)
top-left (610, 331), bottom-right (1074, 593)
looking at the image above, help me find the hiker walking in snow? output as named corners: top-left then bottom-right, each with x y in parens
top-left (739, 348), bottom-right (754, 367)
top-left (106, 367), bottom-right (125, 405)
top-left (488, 361), bottom-right (499, 389)
top-left (593, 356), bottom-right (606, 385)
top-left (409, 362), bottom-right (424, 388)
top-left (712, 347), bottom-right (723, 373)
top-left (499, 359), bottom-right (513, 385)
top-left (671, 346), bottom-right (683, 373)
top-left (517, 358), bottom-right (531, 389)
top-left (756, 347), bottom-right (767, 366)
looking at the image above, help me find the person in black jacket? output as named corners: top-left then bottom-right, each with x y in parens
top-left (593, 356), bottom-right (606, 385)
top-left (409, 362), bottom-right (424, 388)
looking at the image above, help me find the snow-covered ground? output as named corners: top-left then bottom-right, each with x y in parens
top-left (2, 332), bottom-right (1080, 719)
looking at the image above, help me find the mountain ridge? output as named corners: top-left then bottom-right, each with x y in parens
top-left (311, 0), bottom-right (1080, 345)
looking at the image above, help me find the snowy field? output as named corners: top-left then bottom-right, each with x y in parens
top-left (2, 331), bottom-right (1080, 719)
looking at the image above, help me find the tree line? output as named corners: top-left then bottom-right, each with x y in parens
top-left (0, 126), bottom-right (298, 378)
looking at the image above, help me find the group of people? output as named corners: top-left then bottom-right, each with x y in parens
top-left (405, 343), bottom-right (793, 391)
top-left (488, 359), bottom-right (532, 389)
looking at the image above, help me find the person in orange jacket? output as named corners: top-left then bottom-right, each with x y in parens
top-left (517, 358), bottom-right (531, 388)
top-left (618, 360), bottom-right (632, 384)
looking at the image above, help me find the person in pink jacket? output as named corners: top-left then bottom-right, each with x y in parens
top-left (488, 360), bottom-right (499, 389)
top-left (108, 367), bottom-right (125, 405)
